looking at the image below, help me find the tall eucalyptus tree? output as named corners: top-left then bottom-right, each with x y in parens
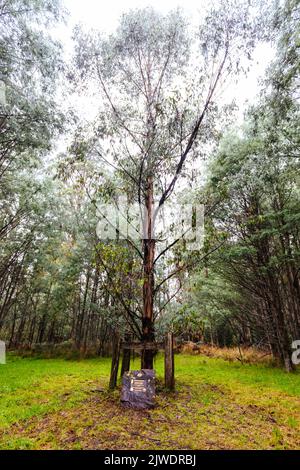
top-left (71, 1), bottom-right (270, 368)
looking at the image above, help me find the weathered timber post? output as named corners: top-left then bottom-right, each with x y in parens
top-left (120, 345), bottom-right (131, 377)
top-left (164, 332), bottom-right (175, 391)
top-left (109, 333), bottom-right (121, 390)
top-left (120, 333), bottom-right (132, 377)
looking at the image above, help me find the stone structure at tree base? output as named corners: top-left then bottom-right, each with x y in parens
top-left (121, 369), bottom-right (155, 409)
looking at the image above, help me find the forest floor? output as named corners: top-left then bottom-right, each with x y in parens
top-left (0, 353), bottom-right (300, 450)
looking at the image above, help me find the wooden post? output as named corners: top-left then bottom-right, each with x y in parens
top-left (109, 333), bottom-right (121, 390)
top-left (164, 332), bottom-right (175, 391)
top-left (120, 346), bottom-right (131, 377)
top-left (120, 333), bottom-right (132, 377)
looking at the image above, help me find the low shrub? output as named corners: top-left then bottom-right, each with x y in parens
top-left (179, 342), bottom-right (273, 364)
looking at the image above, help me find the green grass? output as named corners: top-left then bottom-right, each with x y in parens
top-left (0, 354), bottom-right (299, 449)
top-left (175, 355), bottom-right (300, 396)
top-left (0, 355), bottom-right (111, 429)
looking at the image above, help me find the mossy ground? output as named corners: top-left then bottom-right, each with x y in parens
top-left (0, 354), bottom-right (299, 449)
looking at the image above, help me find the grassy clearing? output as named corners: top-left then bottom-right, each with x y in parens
top-left (0, 353), bottom-right (299, 449)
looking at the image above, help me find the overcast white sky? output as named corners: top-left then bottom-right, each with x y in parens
top-left (53, 0), bottom-right (275, 122)
top-left (63, 0), bottom-right (204, 32)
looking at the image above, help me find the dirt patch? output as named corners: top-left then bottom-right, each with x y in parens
top-left (1, 383), bottom-right (299, 450)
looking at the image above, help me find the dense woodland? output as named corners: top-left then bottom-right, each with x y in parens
top-left (0, 0), bottom-right (299, 371)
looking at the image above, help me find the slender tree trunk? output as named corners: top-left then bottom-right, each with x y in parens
top-left (141, 176), bottom-right (155, 369)
top-left (8, 305), bottom-right (17, 348)
top-left (76, 268), bottom-right (90, 348)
